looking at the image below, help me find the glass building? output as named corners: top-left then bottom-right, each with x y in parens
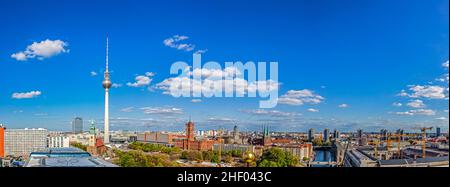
top-left (72, 117), bottom-right (83, 133)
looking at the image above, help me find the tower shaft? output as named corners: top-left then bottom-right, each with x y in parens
top-left (104, 89), bottom-right (109, 144)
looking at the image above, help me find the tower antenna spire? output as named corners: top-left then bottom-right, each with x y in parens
top-left (106, 34), bottom-right (109, 72)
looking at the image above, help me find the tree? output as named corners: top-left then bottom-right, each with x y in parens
top-left (224, 154), bottom-right (233, 163)
top-left (118, 153), bottom-right (137, 167)
top-left (202, 150), bottom-right (214, 162)
top-left (187, 150), bottom-right (203, 161)
top-left (256, 148), bottom-right (299, 167)
top-left (70, 142), bottom-right (87, 151)
top-left (258, 160), bottom-right (279, 167)
top-left (180, 151), bottom-right (189, 159)
top-left (312, 139), bottom-right (323, 146)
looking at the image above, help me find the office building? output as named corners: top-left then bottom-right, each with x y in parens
top-left (380, 129), bottom-right (388, 141)
top-left (323, 128), bottom-right (330, 142)
top-left (396, 129), bottom-right (404, 141)
top-left (357, 129), bottom-right (363, 139)
top-left (333, 129), bottom-right (340, 139)
top-left (4, 128), bottom-right (47, 157)
top-left (72, 117), bottom-right (83, 133)
top-left (308, 128), bottom-right (315, 142)
top-left (436, 127), bottom-right (441, 137)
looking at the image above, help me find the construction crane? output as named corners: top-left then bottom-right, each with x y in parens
top-left (387, 133), bottom-right (417, 159)
top-left (387, 133), bottom-right (392, 157)
top-left (373, 135), bottom-right (380, 160)
top-left (412, 127), bottom-right (433, 158)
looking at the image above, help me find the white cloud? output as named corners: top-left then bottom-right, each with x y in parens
top-left (241, 109), bottom-right (300, 117)
top-left (207, 117), bottom-right (235, 123)
top-left (400, 85), bottom-right (447, 99)
top-left (338, 104), bottom-right (349, 108)
top-left (11, 52), bottom-right (27, 61)
top-left (307, 108), bottom-right (319, 112)
top-left (435, 117), bottom-right (448, 121)
top-left (90, 71), bottom-right (98, 76)
top-left (127, 72), bottom-right (155, 87)
top-left (112, 83), bottom-right (123, 88)
top-left (140, 106), bottom-right (184, 115)
top-left (191, 99), bottom-right (202, 103)
top-left (12, 91), bottom-right (42, 99)
top-left (406, 99), bottom-right (426, 108)
top-left (120, 107), bottom-right (134, 112)
top-left (392, 102), bottom-right (403, 107)
top-left (155, 67), bottom-right (279, 96)
top-left (277, 89), bottom-right (324, 106)
top-left (394, 109), bottom-right (436, 116)
top-left (11, 39), bottom-right (68, 61)
top-left (163, 35), bottom-right (195, 52)
top-left (443, 60), bottom-right (449, 69)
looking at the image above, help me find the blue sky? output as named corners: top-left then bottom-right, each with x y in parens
top-left (0, 0), bottom-right (448, 132)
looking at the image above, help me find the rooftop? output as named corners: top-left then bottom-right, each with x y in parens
top-left (26, 147), bottom-right (117, 167)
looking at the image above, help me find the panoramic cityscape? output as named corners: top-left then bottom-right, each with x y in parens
top-left (0, 0), bottom-right (449, 168)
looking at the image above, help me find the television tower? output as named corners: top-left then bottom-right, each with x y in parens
top-left (102, 35), bottom-right (112, 144)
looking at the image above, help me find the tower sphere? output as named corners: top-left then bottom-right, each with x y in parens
top-left (103, 78), bottom-right (112, 89)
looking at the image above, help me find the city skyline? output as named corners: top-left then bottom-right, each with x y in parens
top-left (0, 0), bottom-right (449, 132)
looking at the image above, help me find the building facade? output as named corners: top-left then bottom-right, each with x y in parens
top-left (4, 128), bottom-right (47, 157)
top-left (47, 136), bottom-right (70, 148)
top-left (0, 125), bottom-right (5, 158)
top-left (308, 128), bottom-right (315, 142)
top-left (173, 120), bottom-right (217, 151)
top-left (323, 128), bottom-right (330, 142)
top-left (72, 117), bottom-right (83, 133)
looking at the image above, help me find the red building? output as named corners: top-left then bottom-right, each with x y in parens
top-left (173, 120), bottom-right (217, 151)
top-left (0, 125), bottom-right (5, 158)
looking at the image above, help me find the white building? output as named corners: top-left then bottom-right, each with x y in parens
top-left (47, 136), bottom-right (70, 148)
top-left (68, 133), bottom-right (92, 145)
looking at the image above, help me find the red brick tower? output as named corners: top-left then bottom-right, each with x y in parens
top-left (186, 120), bottom-right (195, 141)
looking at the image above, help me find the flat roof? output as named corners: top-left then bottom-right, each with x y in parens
top-left (27, 157), bottom-right (117, 167)
top-left (26, 147), bottom-right (117, 167)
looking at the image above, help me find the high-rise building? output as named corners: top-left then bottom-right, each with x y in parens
top-left (0, 124), bottom-right (5, 158)
top-left (323, 128), bottom-right (330, 142)
top-left (436, 127), bottom-right (441, 137)
top-left (396, 129), bottom-right (404, 141)
top-left (232, 125), bottom-right (239, 143)
top-left (308, 128), bottom-right (315, 142)
top-left (72, 117), bottom-right (83, 133)
top-left (4, 128), bottom-right (47, 157)
top-left (103, 36), bottom-right (112, 144)
top-left (357, 129), bottom-right (363, 139)
top-left (380, 129), bottom-right (388, 141)
top-left (333, 129), bottom-right (340, 139)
